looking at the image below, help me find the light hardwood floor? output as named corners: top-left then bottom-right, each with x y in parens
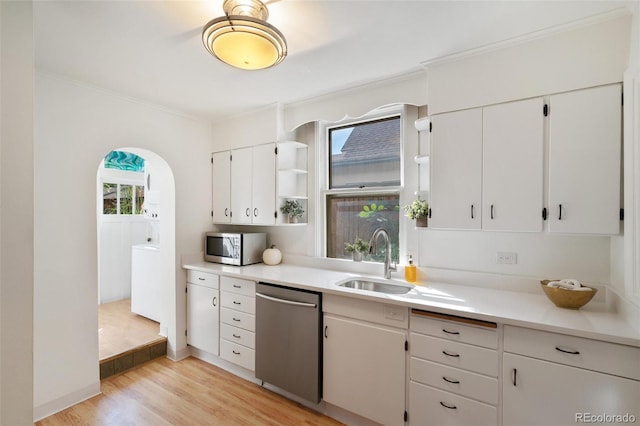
top-left (99, 299), bottom-right (164, 361)
top-left (37, 356), bottom-right (344, 426)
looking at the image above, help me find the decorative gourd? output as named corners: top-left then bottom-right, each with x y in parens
top-left (263, 245), bottom-right (282, 265)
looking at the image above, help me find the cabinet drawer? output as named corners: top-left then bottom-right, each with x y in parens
top-left (504, 326), bottom-right (640, 380)
top-left (221, 292), bottom-right (255, 315)
top-left (187, 270), bottom-right (219, 289)
top-left (220, 339), bottom-right (255, 371)
top-left (411, 313), bottom-right (498, 349)
top-left (409, 381), bottom-right (497, 426)
top-left (220, 276), bottom-right (255, 297)
top-left (410, 357), bottom-right (498, 405)
top-left (221, 307), bottom-right (255, 332)
top-left (411, 333), bottom-right (498, 377)
top-left (221, 323), bottom-right (255, 349)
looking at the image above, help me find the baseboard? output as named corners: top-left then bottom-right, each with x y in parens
top-left (33, 383), bottom-right (101, 422)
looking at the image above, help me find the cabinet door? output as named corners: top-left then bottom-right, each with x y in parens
top-left (211, 151), bottom-right (231, 223)
top-left (483, 98), bottom-right (544, 232)
top-left (548, 84), bottom-right (621, 234)
top-left (251, 143), bottom-right (276, 225)
top-left (323, 314), bottom-right (406, 426)
top-left (430, 108), bottom-right (483, 230)
top-left (503, 353), bottom-right (640, 426)
top-left (187, 283), bottom-right (219, 355)
top-left (230, 147), bottom-right (253, 224)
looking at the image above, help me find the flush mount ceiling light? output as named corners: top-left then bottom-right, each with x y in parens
top-left (202, 0), bottom-right (287, 70)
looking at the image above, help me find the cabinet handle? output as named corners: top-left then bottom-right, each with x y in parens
top-left (442, 376), bottom-right (460, 384)
top-left (542, 207), bottom-right (547, 220)
top-left (428, 208), bottom-right (432, 219)
top-left (254, 208), bottom-right (258, 217)
top-left (212, 297), bottom-right (217, 307)
top-left (324, 325), bottom-right (328, 338)
top-left (224, 208), bottom-right (229, 217)
top-left (198, 277), bottom-right (205, 281)
top-left (470, 204), bottom-right (475, 219)
top-left (558, 204), bottom-right (563, 220)
top-left (232, 317), bottom-right (241, 322)
top-left (232, 333), bottom-right (240, 338)
top-left (555, 346), bottom-right (580, 355)
top-left (232, 350), bottom-right (240, 355)
top-left (233, 301), bottom-right (241, 305)
top-left (442, 350), bottom-right (460, 358)
top-left (245, 208), bottom-right (250, 217)
top-left (490, 204), bottom-right (494, 219)
top-left (440, 401), bottom-right (457, 410)
top-left (442, 328), bottom-right (460, 335)
top-left (233, 284), bottom-right (241, 288)
top-left (512, 368), bottom-right (517, 386)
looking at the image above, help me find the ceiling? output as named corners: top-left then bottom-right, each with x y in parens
top-left (34, 1), bottom-right (632, 123)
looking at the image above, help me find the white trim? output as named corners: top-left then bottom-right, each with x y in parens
top-left (421, 7), bottom-right (632, 69)
top-left (33, 383), bottom-right (101, 422)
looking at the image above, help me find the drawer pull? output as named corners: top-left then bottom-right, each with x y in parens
top-left (233, 284), bottom-right (241, 288)
top-left (440, 401), bottom-right (457, 410)
top-left (233, 301), bottom-right (241, 305)
top-left (232, 350), bottom-right (240, 355)
top-left (442, 376), bottom-right (460, 384)
top-left (232, 317), bottom-right (241, 322)
top-left (555, 346), bottom-right (580, 355)
top-left (212, 297), bottom-right (217, 307)
top-left (442, 328), bottom-right (460, 335)
top-left (512, 368), bottom-right (517, 386)
top-left (232, 333), bottom-right (240, 338)
top-left (442, 350), bottom-right (460, 358)
top-left (198, 277), bottom-right (205, 281)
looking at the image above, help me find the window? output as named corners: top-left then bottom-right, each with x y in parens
top-left (325, 115), bottom-right (401, 262)
top-left (102, 182), bottom-right (144, 215)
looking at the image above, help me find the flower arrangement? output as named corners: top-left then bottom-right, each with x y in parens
top-left (280, 200), bottom-right (304, 221)
top-left (404, 199), bottom-right (429, 220)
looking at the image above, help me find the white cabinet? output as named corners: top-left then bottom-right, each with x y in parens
top-left (131, 244), bottom-right (161, 322)
top-left (429, 108), bottom-right (483, 230)
top-left (548, 84), bottom-right (622, 234)
top-left (186, 270), bottom-right (219, 355)
top-left (482, 97), bottom-right (544, 232)
top-left (409, 311), bottom-right (499, 426)
top-left (219, 276), bottom-right (256, 371)
top-left (503, 325), bottom-right (640, 426)
top-left (322, 295), bottom-right (407, 426)
top-left (230, 145), bottom-right (276, 225)
top-left (430, 98), bottom-right (544, 232)
top-left (211, 151), bottom-right (231, 223)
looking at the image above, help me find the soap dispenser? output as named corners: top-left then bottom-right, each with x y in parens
top-left (405, 255), bottom-right (417, 283)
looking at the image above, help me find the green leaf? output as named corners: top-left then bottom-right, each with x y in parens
top-left (363, 205), bottom-right (370, 212)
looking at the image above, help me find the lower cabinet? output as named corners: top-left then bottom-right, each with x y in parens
top-left (322, 295), bottom-right (408, 426)
top-left (503, 326), bottom-right (640, 426)
top-left (219, 276), bottom-right (256, 371)
top-left (186, 271), bottom-right (220, 355)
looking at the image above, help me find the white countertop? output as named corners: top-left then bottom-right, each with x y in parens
top-left (183, 261), bottom-right (640, 347)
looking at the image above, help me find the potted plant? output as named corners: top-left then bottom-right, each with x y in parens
top-left (345, 237), bottom-right (370, 262)
top-left (404, 198), bottom-right (429, 227)
top-left (280, 200), bottom-right (304, 223)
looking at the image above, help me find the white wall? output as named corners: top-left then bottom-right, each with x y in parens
top-left (0, 1), bottom-right (34, 424)
top-left (33, 72), bottom-right (213, 419)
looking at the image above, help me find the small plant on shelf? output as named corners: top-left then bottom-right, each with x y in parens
top-left (404, 198), bottom-right (429, 227)
top-left (280, 200), bottom-right (304, 223)
top-left (345, 237), bottom-right (370, 262)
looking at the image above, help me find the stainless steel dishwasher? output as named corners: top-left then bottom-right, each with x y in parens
top-left (255, 282), bottom-right (322, 403)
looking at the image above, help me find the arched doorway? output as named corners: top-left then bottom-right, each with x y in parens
top-left (96, 147), bottom-right (175, 377)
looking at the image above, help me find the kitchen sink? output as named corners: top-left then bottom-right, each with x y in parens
top-left (336, 278), bottom-right (414, 294)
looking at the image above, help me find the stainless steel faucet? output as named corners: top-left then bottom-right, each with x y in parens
top-left (369, 228), bottom-right (397, 279)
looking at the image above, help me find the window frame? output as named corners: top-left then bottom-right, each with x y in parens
top-left (318, 106), bottom-right (407, 262)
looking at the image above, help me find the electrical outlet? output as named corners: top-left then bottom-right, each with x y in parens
top-left (496, 251), bottom-right (517, 265)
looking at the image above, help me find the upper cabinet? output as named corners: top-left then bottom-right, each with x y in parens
top-left (548, 84), bottom-right (622, 235)
top-left (212, 141), bottom-right (307, 226)
top-left (482, 98), bottom-right (544, 232)
top-left (428, 85), bottom-right (621, 235)
top-left (429, 108), bottom-right (483, 230)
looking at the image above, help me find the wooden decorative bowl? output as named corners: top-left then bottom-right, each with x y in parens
top-left (540, 281), bottom-right (597, 310)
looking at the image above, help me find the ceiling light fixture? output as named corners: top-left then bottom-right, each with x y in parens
top-left (202, 0), bottom-right (287, 70)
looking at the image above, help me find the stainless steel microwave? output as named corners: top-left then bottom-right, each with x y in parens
top-left (204, 232), bottom-right (266, 266)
